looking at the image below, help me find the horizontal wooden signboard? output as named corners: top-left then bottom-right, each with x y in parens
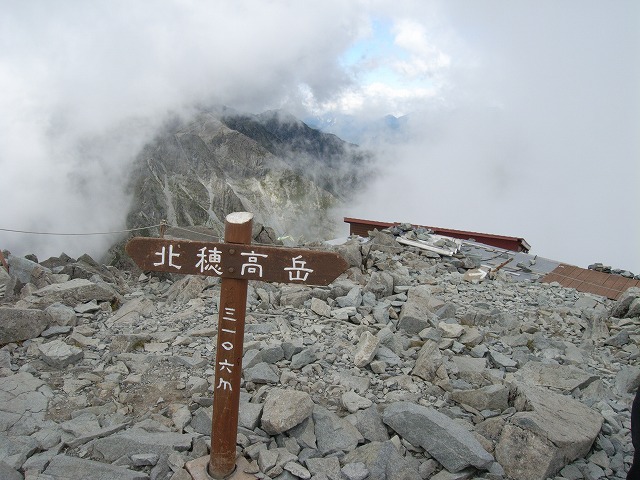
top-left (126, 237), bottom-right (348, 286)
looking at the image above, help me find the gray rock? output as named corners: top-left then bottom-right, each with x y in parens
top-left (165, 275), bottom-right (210, 304)
top-left (342, 440), bottom-right (419, 480)
top-left (341, 462), bottom-right (369, 480)
top-left (75, 299), bottom-right (100, 313)
top-left (110, 334), bottom-right (152, 354)
top-left (284, 461), bottom-right (311, 479)
top-left (347, 405), bottom-right (390, 442)
top-left (0, 461), bottom-right (23, 480)
top-left (610, 287), bottom-right (640, 317)
top-left (258, 448), bottom-right (278, 473)
top-left (495, 384), bottom-right (603, 480)
top-left (603, 329), bottom-right (630, 347)
top-left (438, 321), bottom-right (465, 339)
top-left (190, 407), bottom-right (212, 435)
top-left (334, 371), bottom-right (370, 394)
top-left (342, 391), bottom-right (373, 413)
top-left (331, 306), bottom-right (357, 320)
top-left (290, 348), bottom-right (317, 370)
top-left (398, 290), bottom-right (436, 334)
top-left (280, 286), bottom-right (312, 307)
top-left (363, 271), bottom-right (394, 299)
top-left (488, 349), bottom-right (517, 369)
top-left (310, 297), bottom-right (331, 317)
top-left (131, 453), bottom-right (160, 466)
top-left (38, 339), bottom-right (84, 368)
top-left (41, 325), bottom-right (73, 338)
top-left (412, 340), bottom-right (444, 382)
top-left (514, 361), bottom-right (600, 393)
top-left (0, 372), bottom-right (48, 435)
top-left (614, 366), bottom-right (640, 394)
top-left (372, 304), bottom-right (390, 324)
top-left (305, 456), bottom-right (341, 480)
top-left (382, 402), bottom-right (494, 472)
top-left (286, 416), bottom-right (317, 449)
top-left (374, 345), bottom-right (401, 367)
top-left (45, 302), bottom-right (77, 326)
top-left (627, 297), bottom-right (640, 318)
top-left (239, 401), bottom-right (263, 430)
top-left (7, 255), bottom-right (52, 288)
top-left (107, 297), bottom-right (156, 326)
top-left (261, 388), bottom-right (313, 435)
top-left (90, 428), bottom-right (193, 463)
top-left (353, 331), bottom-right (379, 368)
top-left (0, 307), bottom-right (50, 345)
top-left (337, 286), bottom-right (363, 308)
top-left (23, 278), bottom-right (121, 309)
top-left (313, 404), bottom-right (363, 455)
top-left (0, 433), bottom-right (39, 470)
top-left (44, 454), bottom-right (149, 479)
top-left (450, 384), bottom-right (510, 412)
top-left (336, 242), bottom-right (362, 269)
top-left (244, 362), bottom-right (279, 384)
top-left (451, 356), bottom-right (488, 386)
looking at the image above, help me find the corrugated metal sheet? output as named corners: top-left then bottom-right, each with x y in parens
top-left (541, 264), bottom-right (640, 300)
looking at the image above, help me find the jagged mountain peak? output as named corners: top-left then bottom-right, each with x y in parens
top-left (126, 106), bottom-right (372, 242)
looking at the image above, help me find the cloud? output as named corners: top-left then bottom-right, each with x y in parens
top-left (0, 0), bottom-right (366, 259)
top-left (345, 0), bottom-right (640, 273)
top-left (1, 0), bottom-right (638, 275)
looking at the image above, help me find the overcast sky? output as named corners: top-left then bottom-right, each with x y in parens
top-left (1, 1), bottom-right (638, 273)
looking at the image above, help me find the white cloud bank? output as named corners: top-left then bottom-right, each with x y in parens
top-left (0, 0), bottom-right (638, 273)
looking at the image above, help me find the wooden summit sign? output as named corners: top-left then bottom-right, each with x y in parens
top-left (126, 212), bottom-right (348, 480)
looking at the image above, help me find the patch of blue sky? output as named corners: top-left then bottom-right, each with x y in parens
top-left (341, 17), bottom-right (423, 90)
top-left (340, 17), bottom-right (409, 69)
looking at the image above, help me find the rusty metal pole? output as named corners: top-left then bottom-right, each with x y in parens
top-left (209, 212), bottom-right (253, 479)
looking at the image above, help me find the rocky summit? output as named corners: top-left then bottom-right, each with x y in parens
top-left (1, 227), bottom-right (639, 480)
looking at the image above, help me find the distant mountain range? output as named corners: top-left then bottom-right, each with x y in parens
top-left (124, 106), bottom-right (373, 244)
top-left (304, 112), bottom-right (410, 145)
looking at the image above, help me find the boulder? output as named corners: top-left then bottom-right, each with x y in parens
top-left (6, 255), bottom-right (52, 288)
top-left (313, 404), bottom-right (363, 455)
top-left (341, 440), bottom-right (419, 480)
top-left (353, 331), bottom-right (379, 368)
top-left (44, 454), bottom-right (148, 479)
top-left (450, 384), bottom-right (510, 412)
top-left (363, 271), bottom-right (394, 299)
top-left (398, 285), bottom-right (440, 334)
top-left (512, 361), bottom-right (600, 393)
top-left (383, 402), bottom-right (494, 473)
top-left (21, 278), bottom-right (121, 309)
top-left (38, 340), bottom-right (84, 368)
top-left (0, 307), bottom-right (50, 345)
top-left (90, 428), bottom-right (193, 463)
top-left (412, 340), bottom-right (445, 383)
top-left (261, 389), bottom-right (313, 435)
top-left (495, 384), bottom-right (603, 480)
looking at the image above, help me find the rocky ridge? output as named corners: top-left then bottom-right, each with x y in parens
top-left (125, 108), bottom-right (372, 244)
top-left (1, 227), bottom-right (639, 480)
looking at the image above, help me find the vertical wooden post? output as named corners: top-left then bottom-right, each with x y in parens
top-left (160, 219), bottom-right (167, 238)
top-left (209, 212), bottom-right (253, 479)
